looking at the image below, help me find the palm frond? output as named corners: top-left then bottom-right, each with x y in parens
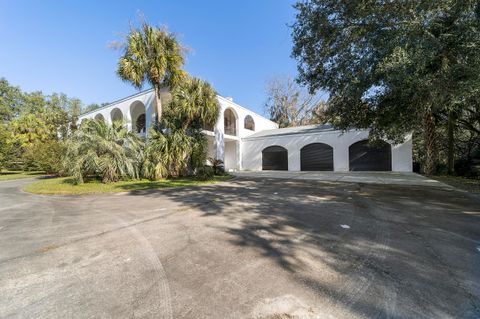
top-left (63, 119), bottom-right (143, 183)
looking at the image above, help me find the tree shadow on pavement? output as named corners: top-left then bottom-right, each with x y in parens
top-left (129, 176), bottom-right (480, 318)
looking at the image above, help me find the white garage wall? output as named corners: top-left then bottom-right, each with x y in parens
top-left (241, 130), bottom-right (412, 172)
top-left (392, 134), bottom-right (413, 171)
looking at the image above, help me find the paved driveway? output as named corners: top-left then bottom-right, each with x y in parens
top-left (234, 171), bottom-right (452, 187)
top-left (0, 176), bottom-right (479, 318)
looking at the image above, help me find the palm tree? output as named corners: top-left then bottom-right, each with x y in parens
top-left (63, 119), bottom-right (144, 183)
top-left (142, 129), bottom-right (192, 179)
top-left (164, 77), bottom-right (220, 131)
top-left (143, 77), bottom-right (220, 179)
top-left (116, 22), bottom-right (186, 124)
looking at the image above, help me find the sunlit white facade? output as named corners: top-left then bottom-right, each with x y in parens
top-left (78, 89), bottom-right (412, 172)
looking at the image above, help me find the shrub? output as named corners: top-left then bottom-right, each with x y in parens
top-left (21, 140), bottom-right (65, 174)
top-left (455, 158), bottom-right (479, 178)
top-left (195, 165), bottom-right (214, 180)
top-left (0, 124), bottom-right (11, 171)
top-left (142, 129), bottom-right (192, 179)
top-left (63, 120), bottom-right (143, 184)
top-left (207, 157), bottom-right (225, 175)
top-left (142, 128), bottom-right (208, 180)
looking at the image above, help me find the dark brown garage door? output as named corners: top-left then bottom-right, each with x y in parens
top-left (262, 146), bottom-right (288, 170)
top-left (349, 140), bottom-right (392, 171)
top-left (300, 143), bottom-right (334, 171)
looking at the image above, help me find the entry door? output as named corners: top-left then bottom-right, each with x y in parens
top-left (300, 143), bottom-right (334, 171)
top-left (262, 146), bottom-right (288, 170)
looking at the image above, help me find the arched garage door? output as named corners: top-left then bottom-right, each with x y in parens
top-left (349, 140), bottom-right (392, 171)
top-left (262, 146), bottom-right (288, 170)
top-left (300, 143), bottom-right (334, 171)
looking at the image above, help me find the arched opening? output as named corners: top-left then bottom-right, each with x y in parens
top-left (111, 108), bottom-right (123, 123)
top-left (136, 114), bottom-right (146, 132)
top-left (244, 115), bottom-right (255, 131)
top-left (224, 108), bottom-right (237, 136)
top-left (349, 139), bottom-right (392, 171)
top-left (262, 146), bottom-right (288, 170)
top-left (300, 143), bottom-right (334, 171)
top-left (94, 114), bottom-right (105, 122)
top-left (130, 101), bottom-right (146, 133)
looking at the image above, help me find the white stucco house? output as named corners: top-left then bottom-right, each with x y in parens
top-left (78, 89), bottom-right (412, 172)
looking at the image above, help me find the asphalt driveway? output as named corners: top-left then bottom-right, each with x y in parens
top-left (0, 176), bottom-right (479, 318)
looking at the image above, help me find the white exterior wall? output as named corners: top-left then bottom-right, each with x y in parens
top-left (78, 89), bottom-right (158, 132)
top-left (215, 96), bottom-right (278, 139)
top-left (392, 134), bottom-right (413, 172)
top-left (78, 90), bottom-right (278, 172)
top-left (241, 130), bottom-right (412, 172)
top-left (212, 96), bottom-right (278, 171)
top-left (224, 141), bottom-right (237, 170)
top-left (77, 89), bottom-right (412, 173)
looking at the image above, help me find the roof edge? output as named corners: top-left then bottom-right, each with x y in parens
top-left (80, 88), bottom-right (155, 117)
top-left (243, 125), bottom-right (364, 140)
top-left (216, 95), bottom-right (277, 126)
top-left (79, 89), bottom-right (278, 127)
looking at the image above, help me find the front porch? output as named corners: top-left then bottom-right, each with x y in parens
top-left (205, 133), bottom-right (240, 172)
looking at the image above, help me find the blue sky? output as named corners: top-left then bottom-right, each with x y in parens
top-left (0, 1), bottom-right (298, 115)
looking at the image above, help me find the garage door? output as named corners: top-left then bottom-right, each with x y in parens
top-left (349, 140), bottom-right (391, 171)
top-left (262, 146), bottom-right (288, 170)
top-left (300, 143), bottom-right (334, 171)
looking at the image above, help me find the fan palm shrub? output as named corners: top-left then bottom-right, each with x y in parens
top-left (143, 76), bottom-right (219, 179)
top-left (207, 157), bottom-right (225, 175)
top-left (63, 119), bottom-right (143, 184)
top-left (164, 77), bottom-right (219, 130)
top-left (142, 129), bottom-right (191, 179)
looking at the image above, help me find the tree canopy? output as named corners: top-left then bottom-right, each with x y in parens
top-left (291, 0), bottom-right (480, 174)
top-left (264, 76), bottom-right (327, 128)
top-left (0, 78), bottom-right (99, 171)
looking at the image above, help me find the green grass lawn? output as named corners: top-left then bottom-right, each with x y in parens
top-left (22, 175), bottom-right (233, 195)
top-left (0, 170), bottom-right (46, 181)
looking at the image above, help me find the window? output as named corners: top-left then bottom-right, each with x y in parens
top-left (224, 108), bottom-right (237, 135)
top-left (244, 115), bottom-right (255, 131)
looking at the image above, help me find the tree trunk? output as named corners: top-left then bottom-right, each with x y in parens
top-left (424, 107), bottom-right (437, 175)
top-left (154, 84), bottom-right (162, 125)
top-left (447, 112), bottom-right (455, 175)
